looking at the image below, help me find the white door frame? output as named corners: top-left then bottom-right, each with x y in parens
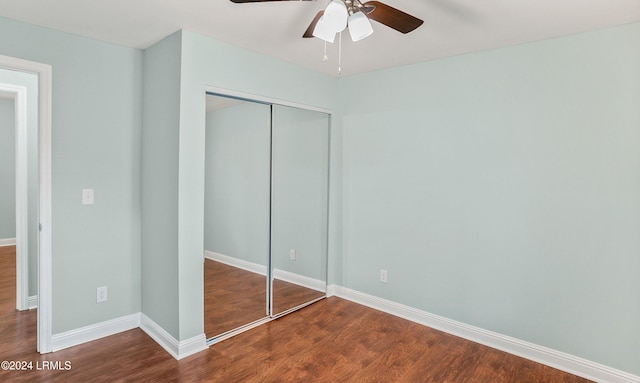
top-left (0, 54), bottom-right (53, 354)
top-left (0, 83), bottom-right (29, 311)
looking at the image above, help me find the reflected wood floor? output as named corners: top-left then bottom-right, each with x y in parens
top-left (1, 247), bottom-right (592, 382)
top-left (204, 259), bottom-right (267, 337)
top-left (205, 259), bottom-right (326, 338)
top-left (272, 277), bottom-right (325, 316)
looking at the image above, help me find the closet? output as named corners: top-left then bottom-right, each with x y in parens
top-left (203, 92), bottom-right (330, 343)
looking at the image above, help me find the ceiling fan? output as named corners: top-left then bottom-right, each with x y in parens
top-left (230, 0), bottom-right (423, 42)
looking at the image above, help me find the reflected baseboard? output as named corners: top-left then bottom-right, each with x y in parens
top-left (205, 250), bottom-right (326, 292)
top-left (205, 250), bottom-right (266, 276)
top-left (28, 295), bottom-right (37, 309)
top-left (0, 238), bottom-right (16, 247)
top-left (273, 269), bottom-right (325, 292)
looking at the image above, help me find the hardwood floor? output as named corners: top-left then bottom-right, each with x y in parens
top-left (1, 246), bottom-right (592, 382)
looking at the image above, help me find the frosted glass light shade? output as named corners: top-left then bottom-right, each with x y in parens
top-left (313, 16), bottom-right (337, 43)
top-left (323, 0), bottom-right (348, 33)
top-left (348, 11), bottom-right (374, 42)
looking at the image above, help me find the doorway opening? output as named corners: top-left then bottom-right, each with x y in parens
top-left (0, 54), bottom-right (53, 353)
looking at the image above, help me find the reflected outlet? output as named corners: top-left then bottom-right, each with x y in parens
top-left (289, 249), bottom-right (296, 261)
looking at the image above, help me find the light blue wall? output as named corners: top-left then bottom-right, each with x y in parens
top-left (338, 22), bottom-right (640, 374)
top-left (0, 16), bottom-right (143, 333)
top-left (0, 97), bottom-right (15, 240)
top-left (141, 31), bottom-right (183, 338)
top-left (204, 102), bottom-right (271, 266)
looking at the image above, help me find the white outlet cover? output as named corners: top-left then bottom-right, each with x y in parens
top-left (82, 188), bottom-right (94, 205)
top-left (96, 286), bottom-right (108, 303)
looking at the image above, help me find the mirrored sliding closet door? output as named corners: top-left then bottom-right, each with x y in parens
top-left (271, 105), bottom-right (329, 316)
top-left (204, 95), bottom-right (271, 339)
top-left (203, 92), bottom-right (330, 343)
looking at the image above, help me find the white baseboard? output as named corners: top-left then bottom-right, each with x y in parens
top-left (28, 295), bottom-right (37, 309)
top-left (332, 286), bottom-right (639, 383)
top-left (49, 312), bottom-right (207, 361)
top-left (140, 313), bottom-right (208, 360)
top-left (273, 269), bottom-right (326, 293)
top-left (327, 284), bottom-right (339, 297)
top-left (0, 238), bottom-right (16, 247)
top-left (205, 250), bottom-right (266, 276)
top-left (51, 313), bottom-right (141, 352)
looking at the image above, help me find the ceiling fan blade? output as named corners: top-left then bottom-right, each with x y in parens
top-left (303, 11), bottom-right (324, 38)
top-left (363, 1), bottom-right (423, 34)
top-left (230, 0), bottom-right (313, 3)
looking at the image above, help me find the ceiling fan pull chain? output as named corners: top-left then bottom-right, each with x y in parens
top-left (338, 31), bottom-right (342, 75)
top-left (323, 40), bottom-right (328, 62)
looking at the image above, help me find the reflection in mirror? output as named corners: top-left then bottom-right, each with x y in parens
top-left (203, 94), bottom-right (270, 338)
top-left (271, 105), bottom-right (329, 316)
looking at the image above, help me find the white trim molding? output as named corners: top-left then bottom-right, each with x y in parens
top-left (140, 314), bottom-right (208, 360)
top-left (51, 313), bottom-right (141, 352)
top-left (205, 86), bottom-right (332, 115)
top-left (28, 295), bottom-right (37, 309)
top-left (332, 286), bottom-right (639, 383)
top-left (0, 238), bottom-right (16, 247)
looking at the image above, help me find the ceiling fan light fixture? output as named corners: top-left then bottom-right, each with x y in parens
top-left (312, 16), bottom-right (337, 43)
top-left (348, 11), bottom-right (374, 42)
top-left (322, 0), bottom-right (348, 33)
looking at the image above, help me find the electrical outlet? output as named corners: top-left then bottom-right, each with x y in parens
top-left (289, 249), bottom-right (296, 261)
top-left (380, 269), bottom-right (388, 283)
top-left (96, 286), bottom-right (108, 303)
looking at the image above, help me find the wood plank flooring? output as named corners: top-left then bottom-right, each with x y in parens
top-left (1, 246), bottom-right (593, 382)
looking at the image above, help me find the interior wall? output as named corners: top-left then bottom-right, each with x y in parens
top-left (0, 97), bottom-right (15, 240)
top-left (0, 16), bottom-right (143, 334)
top-left (204, 102), bottom-right (271, 266)
top-left (338, 21), bottom-right (640, 375)
top-left (141, 31), bottom-right (183, 339)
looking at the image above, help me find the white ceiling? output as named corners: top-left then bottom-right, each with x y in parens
top-left (0, 0), bottom-right (639, 77)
